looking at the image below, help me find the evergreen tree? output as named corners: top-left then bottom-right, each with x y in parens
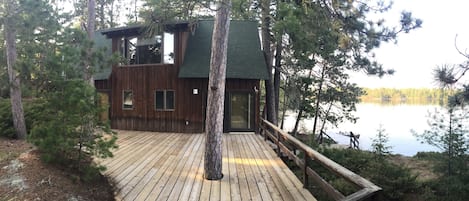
top-left (29, 80), bottom-right (117, 179)
top-left (413, 105), bottom-right (469, 200)
top-left (2, 0), bottom-right (27, 139)
top-left (274, 1), bottom-right (421, 140)
top-left (414, 62), bottom-right (469, 200)
top-left (204, 0), bottom-right (231, 181)
top-left (371, 125), bottom-right (392, 158)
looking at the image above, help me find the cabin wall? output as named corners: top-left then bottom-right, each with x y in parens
top-left (110, 66), bottom-right (260, 133)
top-left (103, 27), bottom-right (261, 133)
top-left (110, 64), bottom-right (201, 133)
top-left (95, 79), bottom-right (111, 91)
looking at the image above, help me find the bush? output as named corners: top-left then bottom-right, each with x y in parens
top-left (0, 99), bottom-right (16, 138)
top-left (0, 98), bottom-right (46, 138)
top-left (28, 80), bottom-right (117, 181)
top-left (311, 148), bottom-right (419, 201)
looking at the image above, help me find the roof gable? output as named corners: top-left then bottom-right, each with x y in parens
top-left (178, 20), bottom-right (268, 80)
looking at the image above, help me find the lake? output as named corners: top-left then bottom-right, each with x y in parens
top-left (282, 103), bottom-right (441, 156)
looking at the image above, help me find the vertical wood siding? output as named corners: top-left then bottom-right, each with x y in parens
top-left (110, 67), bottom-right (260, 133)
top-left (102, 29), bottom-right (261, 133)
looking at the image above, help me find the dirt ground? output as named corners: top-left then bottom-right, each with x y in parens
top-left (0, 138), bottom-right (115, 201)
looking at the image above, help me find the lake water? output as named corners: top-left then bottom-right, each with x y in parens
top-left (282, 103), bottom-right (441, 156)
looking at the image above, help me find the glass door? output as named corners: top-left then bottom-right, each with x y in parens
top-left (229, 93), bottom-right (253, 131)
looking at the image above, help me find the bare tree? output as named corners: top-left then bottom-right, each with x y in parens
top-left (3, 0), bottom-right (27, 139)
top-left (204, 0), bottom-right (231, 180)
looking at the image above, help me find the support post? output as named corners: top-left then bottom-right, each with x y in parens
top-left (303, 149), bottom-right (311, 188)
top-left (276, 130), bottom-right (281, 156)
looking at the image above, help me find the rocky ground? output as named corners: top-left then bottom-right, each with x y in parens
top-left (0, 138), bottom-right (115, 201)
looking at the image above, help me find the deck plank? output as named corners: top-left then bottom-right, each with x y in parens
top-left (158, 134), bottom-right (204, 201)
top-left (239, 134), bottom-right (282, 201)
top-left (143, 134), bottom-right (198, 201)
top-left (118, 133), bottom-right (182, 198)
top-left (101, 131), bottom-right (316, 201)
top-left (122, 134), bottom-right (188, 201)
top-left (134, 135), bottom-right (192, 201)
top-left (226, 135), bottom-right (241, 201)
top-left (220, 135), bottom-right (231, 201)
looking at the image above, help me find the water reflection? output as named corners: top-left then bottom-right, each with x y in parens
top-left (283, 103), bottom-right (441, 156)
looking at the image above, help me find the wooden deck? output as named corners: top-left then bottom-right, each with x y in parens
top-left (99, 131), bottom-right (316, 201)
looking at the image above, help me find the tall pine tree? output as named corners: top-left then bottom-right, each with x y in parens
top-left (3, 0), bottom-right (27, 139)
top-left (204, 0), bottom-right (231, 180)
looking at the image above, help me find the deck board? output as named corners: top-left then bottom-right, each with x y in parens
top-left (101, 131), bottom-right (316, 201)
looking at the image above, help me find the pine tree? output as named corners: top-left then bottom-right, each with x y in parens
top-left (3, 0), bottom-right (27, 139)
top-left (204, 0), bottom-right (231, 181)
top-left (274, 1), bottom-right (421, 140)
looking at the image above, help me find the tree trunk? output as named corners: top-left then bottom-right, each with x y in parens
top-left (204, 0), bottom-right (231, 181)
top-left (318, 103), bottom-right (333, 144)
top-left (292, 108), bottom-right (303, 136)
top-left (261, 0), bottom-right (277, 125)
top-left (4, 0), bottom-right (27, 139)
top-left (274, 0), bottom-right (284, 124)
top-left (85, 0), bottom-right (96, 85)
top-left (280, 80), bottom-right (288, 129)
top-left (311, 66), bottom-right (326, 144)
top-left (292, 66), bottom-right (314, 136)
top-left (274, 37), bottom-right (282, 121)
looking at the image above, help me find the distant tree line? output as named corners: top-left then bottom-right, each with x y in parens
top-left (360, 88), bottom-right (457, 105)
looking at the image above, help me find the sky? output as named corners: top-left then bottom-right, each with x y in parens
top-left (350, 0), bottom-right (469, 89)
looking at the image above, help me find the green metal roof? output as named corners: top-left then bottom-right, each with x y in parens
top-left (179, 20), bottom-right (269, 80)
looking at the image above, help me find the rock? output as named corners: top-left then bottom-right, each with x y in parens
top-left (0, 174), bottom-right (28, 191)
top-left (0, 159), bottom-right (28, 191)
top-left (5, 159), bottom-right (24, 173)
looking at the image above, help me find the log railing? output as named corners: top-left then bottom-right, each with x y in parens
top-left (260, 118), bottom-right (381, 201)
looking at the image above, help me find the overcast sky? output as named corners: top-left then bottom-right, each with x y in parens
top-left (350, 0), bottom-right (469, 88)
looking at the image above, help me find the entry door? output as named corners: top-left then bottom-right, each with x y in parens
top-left (229, 92), bottom-right (254, 131)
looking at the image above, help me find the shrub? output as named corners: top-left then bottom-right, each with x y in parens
top-left (28, 80), bottom-right (117, 181)
top-left (0, 98), bottom-right (46, 138)
top-left (311, 148), bottom-right (419, 201)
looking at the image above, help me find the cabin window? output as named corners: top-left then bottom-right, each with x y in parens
top-left (123, 90), bottom-right (133, 109)
top-left (163, 33), bottom-right (174, 64)
top-left (155, 90), bottom-right (175, 111)
top-left (120, 32), bottom-right (174, 65)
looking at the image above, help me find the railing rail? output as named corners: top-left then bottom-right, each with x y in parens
top-left (260, 118), bottom-right (381, 201)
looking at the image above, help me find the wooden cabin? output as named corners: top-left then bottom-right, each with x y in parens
top-left (94, 20), bottom-right (269, 133)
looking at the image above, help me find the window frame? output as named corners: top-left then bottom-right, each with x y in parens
top-left (155, 90), bottom-right (175, 111)
top-left (122, 90), bottom-right (134, 110)
top-left (119, 32), bottom-right (174, 65)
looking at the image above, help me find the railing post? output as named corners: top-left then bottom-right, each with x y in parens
top-left (303, 149), bottom-right (310, 188)
top-left (276, 130), bottom-right (281, 156)
top-left (262, 121), bottom-right (267, 141)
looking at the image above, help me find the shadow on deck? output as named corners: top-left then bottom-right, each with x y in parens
top-left (99, 131), bottom-right (316, 201)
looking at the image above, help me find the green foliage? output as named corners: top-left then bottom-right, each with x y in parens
top-left (28, 80), bottom-right (117, 180)
top-left (311, 148), bottom-right (419, 201)
top-left (361, 88), bottom-right (452, 105)
top-left (276, 1), bottom-right (421, 136)
top-left (140, 0), bottom-right (200, 23)
top-left (413, 105), bottom-right (469, 200)
top-left (0, 98), bottom-right (46, 138)
top-left (0, 99), bottom-right (16, 138)
top-left (372, 125), bottom-right (392, 157)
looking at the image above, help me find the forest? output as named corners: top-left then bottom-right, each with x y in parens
top-left (360, 87), bottom-right (456, 105)
top-left (0, 0), bottom-right (468, 201)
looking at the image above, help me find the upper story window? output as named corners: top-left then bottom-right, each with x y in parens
top-left (120, 32), bottom-right (174, 65)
